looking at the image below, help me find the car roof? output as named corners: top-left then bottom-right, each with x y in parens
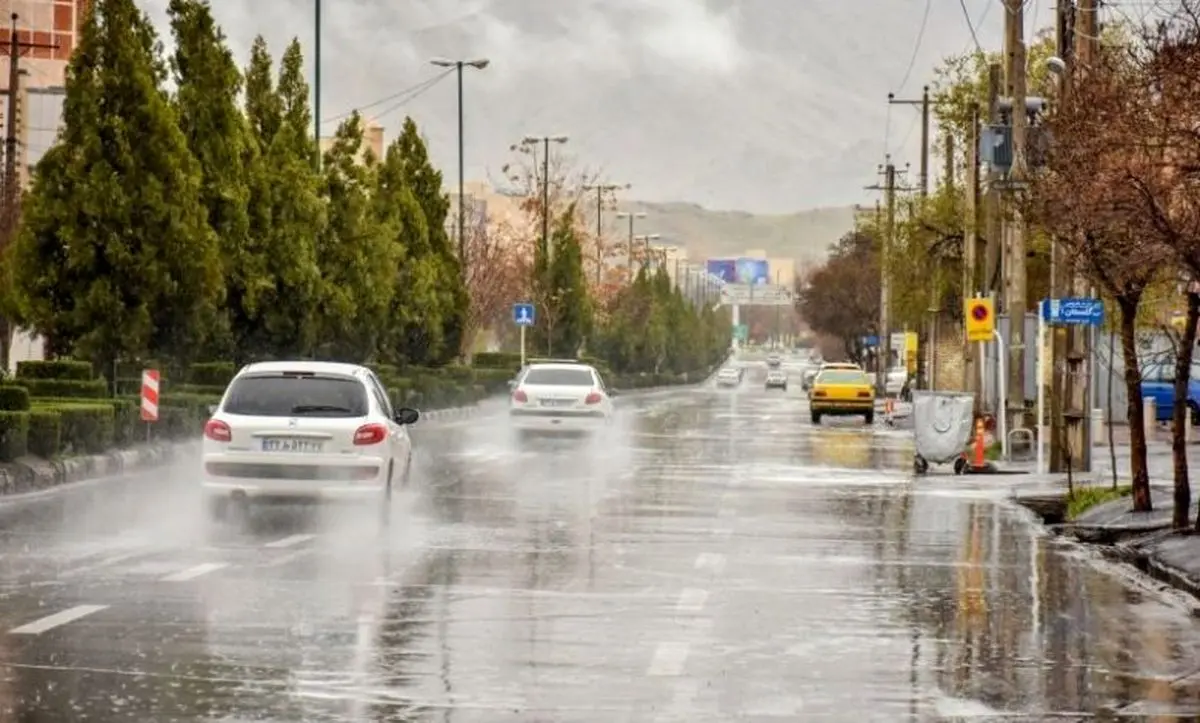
top-left (820, 362), bottom-right (860, 369)
top-left (236, 361), bottom-right (369, 379)
top-left (525, 362), bottom-right (597, 372)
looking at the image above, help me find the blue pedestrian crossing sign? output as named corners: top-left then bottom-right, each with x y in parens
top-left (513, 303), bottom-right (535, 326)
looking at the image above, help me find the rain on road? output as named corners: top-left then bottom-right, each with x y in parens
top-left (1, 361), bottom-right (1199, 721)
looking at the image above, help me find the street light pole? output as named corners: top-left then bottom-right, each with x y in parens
top-left (583, 182), bottom-right (630, 285)
top-left (616, 211), bottom-right (646, 278)
top-left (431, 58), bottom-right (489, 274)
top-left (314, 0), bottom-right (320, 167)
top-left (634, 233), bottom-right (661, 274)
top-left (522, 135), bottom-right (569, 263)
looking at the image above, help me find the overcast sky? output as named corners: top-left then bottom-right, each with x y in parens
top-left (124, 0), bottom-right (1070, 213)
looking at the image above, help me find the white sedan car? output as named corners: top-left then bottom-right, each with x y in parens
top-left (715, 368), bottom-right (741, 387)
top-left (509, 362), bottom-right (614, 437)
top-left (201, 361), bottom-right (418, 521)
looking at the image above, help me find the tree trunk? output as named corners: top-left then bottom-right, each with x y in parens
top-left (1117, 295), bottom-right (1152, 512)
top-left (1107, 327), bottom-right (1117, 489)
top-left (1171, 293), bottom-right (1200, 529)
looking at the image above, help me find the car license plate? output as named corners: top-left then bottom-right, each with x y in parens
top-left (261, 437), bottom-right (324, 453)
top-left (540, 399), bottom-right (572, 407)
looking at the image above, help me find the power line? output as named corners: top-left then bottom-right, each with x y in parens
top-left (958, 0), bottom-right (984, 54)
top-left (321, 69), bottom-right (454, 125)
top-left (896, 0), bottom-right (933, 92)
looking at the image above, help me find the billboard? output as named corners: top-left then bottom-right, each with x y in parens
top-left (706, 257), bottom-right (770, 285)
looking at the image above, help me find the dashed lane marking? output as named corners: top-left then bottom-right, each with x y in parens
top-left (675, 588), bottom-right (709, 612)
top-left (160, 562), bottom-right (228, 582)
top-left (646, 641), bottom-right (691, 676)
top-left (263, 533), bottom-right (316, 549)
top-left (9, 604), bottom-right (108, 635)
top-left (693, 553), bottom-right (726, 573)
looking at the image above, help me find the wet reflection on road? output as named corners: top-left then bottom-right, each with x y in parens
top-left (0, 366), bottom-right (1198, 720)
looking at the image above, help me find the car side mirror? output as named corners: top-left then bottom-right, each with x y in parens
top-left (207, 404), bottom-right (218, 415)
top-left (394, 407), bottom-right (420, 425)
top-left (608, 388), bottom-right (619, 397)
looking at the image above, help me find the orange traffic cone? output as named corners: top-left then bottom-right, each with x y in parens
top-left (972, 418), bottom-right (986, 468)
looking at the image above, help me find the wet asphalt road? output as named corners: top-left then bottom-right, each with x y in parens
top-left (2, 363), bottom-right (1200, 721)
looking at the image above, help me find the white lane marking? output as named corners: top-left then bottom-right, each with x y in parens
top-left (694, 553), bottom-right (726, 574)
top-left (9, 605), bottom-right (108, 635)
top-left (647, 641), bottom-right (690, 676)
top-left (60, 550), bottom-right (150, 578)
top-left (265, 548), bottom-right (314, 568)
top-left (676, 588), bottom-right (709, 613)
top-left (160, 562), bottom-right (228, 582)
top-left (263, 533), bottom-right (316, 549)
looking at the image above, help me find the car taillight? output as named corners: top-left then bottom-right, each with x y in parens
top-left (512, 389), bottom-right (528, 403)
top-left (857, 391), bottom-right (872, 398)
top-left (813, 390), bottom-right (827, 397)
top-left (585, 391), bottom-right (603, 405)
top-left (204, 419), bottom-right (231, 442)
top-left (354, 423), bottom-right (387, 445)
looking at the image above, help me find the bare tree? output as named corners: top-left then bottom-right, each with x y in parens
top-left (1028, 41), bottom-right (1170, 513)
top-left (1122, 11), bottom-right (1200, 527)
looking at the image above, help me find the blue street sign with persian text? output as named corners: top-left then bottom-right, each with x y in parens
top-left (1040, 297), bottom-right (1104, 326)
top-left (513, 303), bottom-right (535, 326)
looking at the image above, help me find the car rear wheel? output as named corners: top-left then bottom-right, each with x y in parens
top-left (865, 411), bottom-right (874, 425)
top-left (811, 412), bottom-right (821, 425)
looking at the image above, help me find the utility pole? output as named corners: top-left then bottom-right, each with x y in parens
top-left (583, 182), bottom-right (629, 285)
top-left (1062, 0), bottom-right (1098, 470)
top-left (1002, 0), bottom-right (1029, 431)
top-left (963, 101), bottom-right (981, 399)
top-left (864, 160), bottom-right (910, 396)
top-left (0, 14), bottom-right (54, 372)
top-left (432, 58), bottom-right (489, 275)
top-left (889, 86), bottom-right (932, 389)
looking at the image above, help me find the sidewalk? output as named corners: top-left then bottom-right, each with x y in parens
top-left (1008, 439), bottom-right (1200, 606)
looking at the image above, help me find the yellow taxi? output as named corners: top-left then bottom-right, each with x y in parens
top-left (809, 364), bottom-right (876, 425)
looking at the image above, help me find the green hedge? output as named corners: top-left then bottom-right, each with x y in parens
top-left (0, 385), bottom-right (30, 411)
top-left (16, 360), bottom-right (92, 381)
top-left (16, 378), bottom-right (109, 399)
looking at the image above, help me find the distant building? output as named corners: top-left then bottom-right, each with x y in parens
top-left (0, 0), bottom-right (86, 372)
top-left (444, 180), bottom-right (533, 251)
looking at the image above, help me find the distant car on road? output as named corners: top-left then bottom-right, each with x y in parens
top-left (509, 361), bottom-right (614, 439)
top-left (716, 368), bottom-right (742, 387)
top-left (765, 369), bottom-right (788, 391)
top-left (810, 366), bottom-right (875, 425)
top-left (885, 366), bottom-right (908, 397)
top-left (202, 361), bottom-right (419, 524)
top-left (766, 354), bottom-right (782, 368)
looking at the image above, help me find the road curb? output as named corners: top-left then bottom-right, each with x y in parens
top-left (0, 440), bottom-right (199, 506)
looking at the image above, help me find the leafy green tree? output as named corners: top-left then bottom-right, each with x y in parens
top-left (315, 112), bottom-right (398, 360)
top-left (167, 0), bottom-right (251, 359)
top-left (394, 117), bottom-right (468, 363)
top-left (238, 35), bottom-right (323, 361)
top-left (12, 0), bottom-right (221, 371)
top-left (375, 135), bottom-right (444, 365)
top-left (529, 209), bottom-right (592, 357)
top-left (588, 262), bottom-right (728, 378)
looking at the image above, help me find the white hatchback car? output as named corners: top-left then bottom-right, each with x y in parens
top-left (509, 362), bottom-right (614, 436)
top-left (201, 361), bottom-right (418, 520)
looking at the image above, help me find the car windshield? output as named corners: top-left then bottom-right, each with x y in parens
top-left (817, 370), bottom-right (869, 385)
top-left (523, 367), bottom-right (595, 386)
top-left (222, 374), bottom-right (370, 417)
